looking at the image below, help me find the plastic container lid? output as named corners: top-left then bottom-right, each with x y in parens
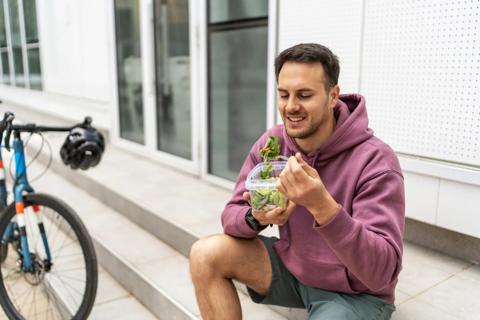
top-left (245, 161), bottom-right (287, 190)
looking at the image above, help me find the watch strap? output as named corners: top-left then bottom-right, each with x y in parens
top-left (245, 209), bottom-right (267, 231)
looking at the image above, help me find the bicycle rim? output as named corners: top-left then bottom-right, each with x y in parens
top-left (0, 193), bottom-right (97, 320)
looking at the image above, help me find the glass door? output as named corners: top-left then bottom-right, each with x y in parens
top-left (114, 0), bottom-right (145, 144)
top-left (207, 0), bottom-right (269, 181)
top-left (154, 0), bottom-right (192, 160)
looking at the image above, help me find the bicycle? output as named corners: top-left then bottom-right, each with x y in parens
top-left (0, 111), bottom-right (105, 319)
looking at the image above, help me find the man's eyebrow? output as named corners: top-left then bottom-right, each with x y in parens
top-left (277, 88), bottom-right (315, 92)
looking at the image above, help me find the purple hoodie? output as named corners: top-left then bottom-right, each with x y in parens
top-left (221, 93), bottom-right (405, 304)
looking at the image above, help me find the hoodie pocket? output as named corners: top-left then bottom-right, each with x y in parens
top-left (275, 243), bottom-right (358, 294)
top-left (300, 259), bottom-right (359, 294)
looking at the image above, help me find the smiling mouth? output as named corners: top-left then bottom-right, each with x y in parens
top-left (287, 116), bottom-right (306, 123)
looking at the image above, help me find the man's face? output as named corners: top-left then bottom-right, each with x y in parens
top-left (277, 62), bottom-right (337, 140)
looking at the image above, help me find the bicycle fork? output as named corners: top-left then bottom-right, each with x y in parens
top-left (12, 202), bottom-right (52, 269)
top-left (10, 134), bottom-right (53, 272)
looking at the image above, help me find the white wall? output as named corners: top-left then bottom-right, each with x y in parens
top-left (38, 0), bottom-right (110, 102)
top-left (0, 0), bottom-right (113, 129)
top-left (277, 0), bottom-right (480, 238)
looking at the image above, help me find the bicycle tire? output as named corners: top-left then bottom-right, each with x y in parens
top-left (0, 193), bottom-right (98, 320)
top-left (0, 241), bottom-right (6, 263)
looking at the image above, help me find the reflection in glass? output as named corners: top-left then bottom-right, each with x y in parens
top-left (27, 47), bottom-right (41, 89)
top-left (2, 51), bottom-right (10, 84)
top-left (8, 0), bottom-right (24, 87)
top-left (22, 0), bottom-right (38, 44)
top-left (114, 0), bottom-right (144, 144)
top-left (209, 0), bottom-right (267, 23)
top-left (0, 1), bottom-right (7, 47)
top-left (209, 27), bottom-right (268, 180)
top-left (12, 47), bottom-right (24, 87)
top-left (154, 0), bottom-right (191, 159)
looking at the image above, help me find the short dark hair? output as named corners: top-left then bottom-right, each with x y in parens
top-left (274, 43), bottom-right (340, 91)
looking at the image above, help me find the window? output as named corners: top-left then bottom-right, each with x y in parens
top-left (0, 0), bottom-right (42, 89)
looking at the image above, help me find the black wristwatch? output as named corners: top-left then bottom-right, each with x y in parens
top-left (245, 209), bottom-right (267, 231)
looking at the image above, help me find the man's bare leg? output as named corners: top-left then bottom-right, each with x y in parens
top-left (189, 234), bottom-right (272, 320)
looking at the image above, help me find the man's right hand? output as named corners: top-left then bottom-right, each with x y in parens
top-left (242, 192), bottom-right (296, 226)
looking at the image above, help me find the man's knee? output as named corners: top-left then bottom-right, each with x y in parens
top-left (189, 234), bottom-right (232, 278)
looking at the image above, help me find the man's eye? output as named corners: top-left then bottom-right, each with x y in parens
top-left (299, 95), bottom-right (311, 99)
top-left (279, 95), bottom-right (288, 99)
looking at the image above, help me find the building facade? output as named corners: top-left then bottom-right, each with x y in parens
top-left (1, 0), bottom-right (479, 239)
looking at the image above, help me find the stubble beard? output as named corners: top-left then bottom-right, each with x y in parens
top-left (284, 103), bottom-right (330, 140)
top-left (285, 118), bottom-right (322, 139)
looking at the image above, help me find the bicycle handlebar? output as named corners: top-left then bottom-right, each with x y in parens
top-left (0, 112), bottom-right (94, 151)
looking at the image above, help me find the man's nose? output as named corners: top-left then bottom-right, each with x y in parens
top-left (285, 97), bottom-right (300, 113)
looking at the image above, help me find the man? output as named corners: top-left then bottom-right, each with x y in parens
top-left (190, 43), bottom-right (404, 319)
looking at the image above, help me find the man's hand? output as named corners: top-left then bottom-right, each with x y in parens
top-left (243, 192), bottom-right (296, 226)
top-left (276, 153), bottom-right (340, 225)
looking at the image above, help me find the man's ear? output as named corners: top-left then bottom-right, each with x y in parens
top-left (329, 84), bottom-right (340, 108)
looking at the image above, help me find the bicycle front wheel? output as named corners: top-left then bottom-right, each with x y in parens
top-left (0, 193), bottom-right (98, 320)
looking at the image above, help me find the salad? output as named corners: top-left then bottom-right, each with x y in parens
top-left (247, 136), bottom-right (288, 212)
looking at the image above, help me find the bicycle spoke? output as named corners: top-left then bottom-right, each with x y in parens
top-left (50, 271), bottom-right (86, 283)
top-left (50, 240), bottom-right (77, 253)
top-left (27, 285), bottom-right (36, 320)
top-left (45, 214), bottom-right (65, 257)
top-left (49, 271), bottom-right (83, 309)
top-left (43, 282), bottom-right (63, 320)
top-left (53, 266), bottom-right (85, 273)
top-left (16, 285), bottom-right (35, 315)
top-left (50, 272), bottom-right (85, 296)
top-left (4, 276), bottom-right (21, 311)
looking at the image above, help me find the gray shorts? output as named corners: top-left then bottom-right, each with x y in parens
top-left (247, 236), bottom-right (395, 320)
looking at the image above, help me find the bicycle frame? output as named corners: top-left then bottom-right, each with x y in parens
top-left (1, 131), bottom-right (53, 271)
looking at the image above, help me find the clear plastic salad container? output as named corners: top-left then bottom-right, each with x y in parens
top-left (245, 161), bottom-right (288, 212)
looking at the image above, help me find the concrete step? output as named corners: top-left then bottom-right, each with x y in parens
top-left (22, 165), bottom-right (287, 319)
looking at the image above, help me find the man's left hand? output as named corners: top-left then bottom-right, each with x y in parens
top-left (276, 152), bottom-right (341, 225)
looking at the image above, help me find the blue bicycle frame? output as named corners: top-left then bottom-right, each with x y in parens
top-left (1, 132), bottom-right (53, 271)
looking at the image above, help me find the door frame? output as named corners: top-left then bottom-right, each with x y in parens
top-left (110, 0), bottom-right (201, 176)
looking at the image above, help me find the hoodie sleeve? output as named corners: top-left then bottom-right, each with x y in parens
top-left (221, 141), bottom-right (263, 238)
top-left (315, 170), bottom-right (405, 292)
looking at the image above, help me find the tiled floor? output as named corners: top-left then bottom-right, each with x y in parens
top-left (392, 242), bottom-right (479, 320)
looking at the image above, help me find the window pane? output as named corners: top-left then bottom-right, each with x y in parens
top-left (22, 0), bottom-right (38, 44)
top-left (208, 26), bottom-right (268, 180)
top-left (2, 51), bottom-right (10, 84)
top-left (12, 47), bottom-right (24, 86)
top-left (209, 0), bottom-right (267, 23)
top-left (8, 0), bottom-right (24, 87)
top-left (8, 0), bottom-right (20, 45)
top-left (154, 0), bottom-right (191, 159)
top-left (27, 47), bottom-right (41, 89)
top-left (0, 1), bottom-right (7, 47)
top-left (114, 0), bottom-right (144, 144)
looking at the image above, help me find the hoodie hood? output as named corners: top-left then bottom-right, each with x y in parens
top-left (283, 93), bottom-right (373, 164)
